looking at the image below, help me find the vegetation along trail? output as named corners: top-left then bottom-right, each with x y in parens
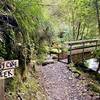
top-left (0, 0), bottom-right (100, 100)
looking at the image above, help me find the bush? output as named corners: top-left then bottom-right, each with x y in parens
top-left (93, 49), bottom-right (100, 58)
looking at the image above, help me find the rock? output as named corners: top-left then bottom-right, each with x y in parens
top-left (68, 77), bottom-right (73, 80)
top-left (42, 60), bottom-right (54, 66)
top-left (74, 72), bottom-right (81, 79)
top-left (36, 91), bottom-right (46, 100)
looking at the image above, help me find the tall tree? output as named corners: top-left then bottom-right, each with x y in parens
top-left (95, 0), bottom-right (100, 37)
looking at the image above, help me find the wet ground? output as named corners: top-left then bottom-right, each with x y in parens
top-left (38, 58), bottom-right (100, 100)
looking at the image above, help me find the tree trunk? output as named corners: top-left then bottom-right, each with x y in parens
top-left (72, 10), bottom-right (75, 40)
top-left (95, 0), bottom-right (100, 37)
top-left (80, 24), bottom-right (86, 40)
top-left (95, 0), bottom-right (100, 72)
top-left (76, 22), bottom-right (81, 40)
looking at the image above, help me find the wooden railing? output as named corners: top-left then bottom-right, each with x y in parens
top-left (67, 39), bottom-right (100, 64)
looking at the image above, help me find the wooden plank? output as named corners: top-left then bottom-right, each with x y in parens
top-left (68, 39), bottom-right (99, 45)
top-left (67, 39), bottom-right (100, 45)
top-left (68, 44), bottom-right (100, 51)
top-left (68, 48), bottom-right (93, 55)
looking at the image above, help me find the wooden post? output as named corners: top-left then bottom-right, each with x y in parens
top-left (82, 42), bottom-right (85, 63)
top-left (57, 45), bottom-right (60, 61)
top-left (95, 40), bottom-right (98, 50)
top-left (0, 58), bottom-right (5, 100)
top-left (0, 80), bottom-right (5, 100)
top-left (67, 44), bottom-right (72, 64)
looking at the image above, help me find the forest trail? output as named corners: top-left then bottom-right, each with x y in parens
top-left (38, 58), bottom-right (98, 100)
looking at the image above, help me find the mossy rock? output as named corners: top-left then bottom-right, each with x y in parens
top-left (87, 83), bottom-right (100, 93)
top-left (50, 48), bottom-right (62, 54)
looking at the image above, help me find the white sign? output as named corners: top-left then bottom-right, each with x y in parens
top-left (0, 60), bottom-right (19, 70)
top-left (0, 60), bottom-right (19, 79)
top-left (0, 69), bottom-right (14, 79)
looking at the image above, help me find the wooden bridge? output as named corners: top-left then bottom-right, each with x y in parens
top-left (57, 39), bottom-right (100, 64)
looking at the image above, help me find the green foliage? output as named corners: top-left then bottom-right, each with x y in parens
top-left (0, 42), bottom-right (7, 58)
top-left (5, 71), bottom-right (46, 100)
top-left (42, 0), bottom-right (100, 40)
top-left (0, 0), bottom-right (53, 66)
top-left (93, 49), bottom-right (100, 58)
top-left (88, 83), bottom-right (100, 93)
top-left (0, 0), bottom-right (100, 99)
top-left (37, 42), bottom-right (49, 64)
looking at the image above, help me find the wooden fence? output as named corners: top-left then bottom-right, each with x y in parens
top-left (67, 39), bottom-right (100, 64)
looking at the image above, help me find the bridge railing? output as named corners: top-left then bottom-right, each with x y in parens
top-left (67, 39), bottom-right (100, 64)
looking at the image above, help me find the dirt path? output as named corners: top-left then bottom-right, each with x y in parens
top-left (38, 60), bottom-right (97, 100)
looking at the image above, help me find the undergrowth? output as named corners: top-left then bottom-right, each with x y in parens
top-left (5, 67), bottom-right (46, 100)
top-left (70, 62), bottom-right (100, 94)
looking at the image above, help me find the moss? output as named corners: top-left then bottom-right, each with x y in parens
top-left (73, 62), bottom-right (100, 94)
top-left (87, 83), bottom-right (100, 93)
top-left (5, 70), bottom-right (46, 100)
top-left (50, 48), bottom-right (62, 54)
top-left (37, 53), bottom-right (47, 64)
top-left (93, 49), bottom-right (100, 58)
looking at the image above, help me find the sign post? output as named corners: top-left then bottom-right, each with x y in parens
top-left (0, 58), bottom-right (4, 100)
top-left (0, 59), bottom-right (19, 100)
top-left (0, 79), bottom-right (4, 100)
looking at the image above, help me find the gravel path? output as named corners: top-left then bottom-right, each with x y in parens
top-left (38, 60), bottom-right (97, 100)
